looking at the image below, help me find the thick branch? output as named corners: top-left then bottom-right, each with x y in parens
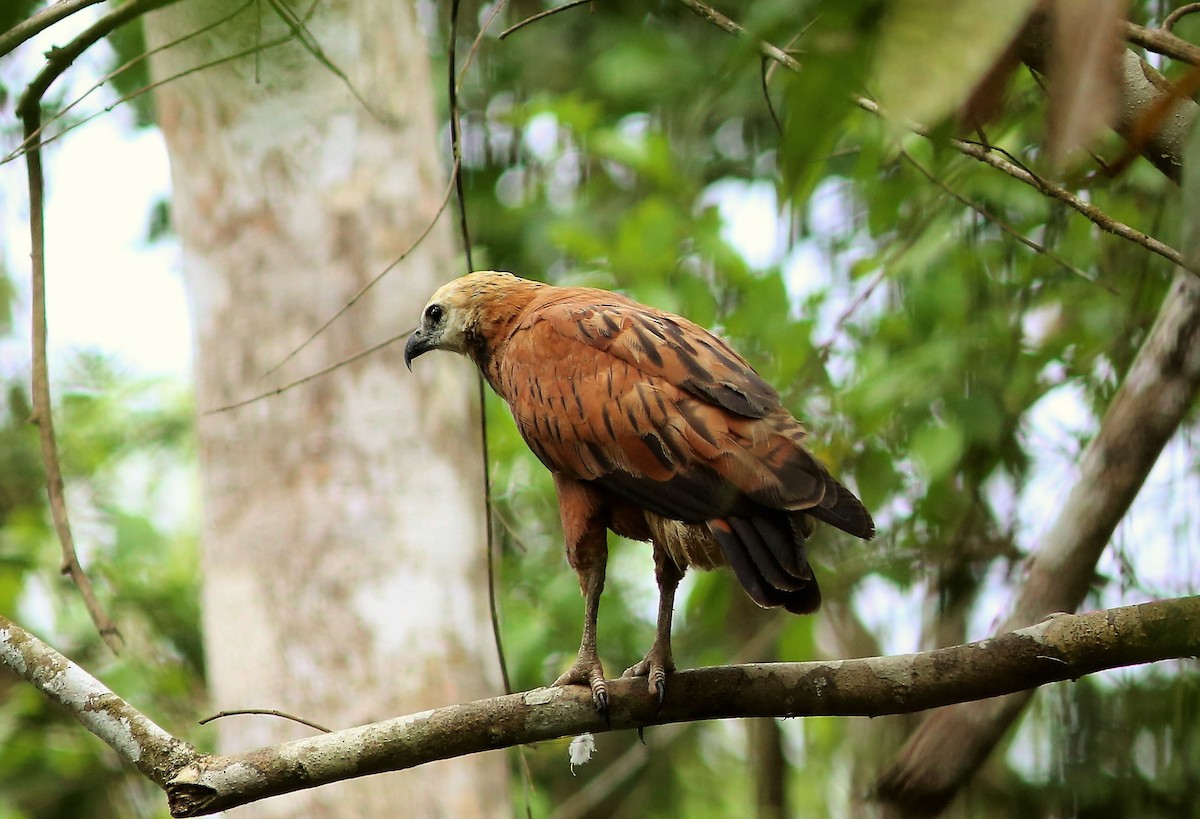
top-left (1121, 20), bottom-right (1200, 66)
top-left (1023, 27), bottom-right (1195, 183)
top-left (0, 615), bottom-right (194, 786)
top-left (1, 600), bottom-right (1195, 816)
top-left (164, 598), bottom-right (1198, 816)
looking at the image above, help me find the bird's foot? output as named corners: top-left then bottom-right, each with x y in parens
top-left (622, 650), bottom-right (675, 704)
top-left (554, 656), bottom-right (609, 714)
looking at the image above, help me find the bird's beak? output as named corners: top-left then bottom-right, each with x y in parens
top-left (404, 329), bottom-right (429, 372)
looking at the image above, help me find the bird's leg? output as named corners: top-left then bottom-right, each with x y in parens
top-left (551, 475), bottom-right (612, 713)
top-left (554, 549), bottom-right (609, 712)
top-left (623, 545), bottom-right (684, 703)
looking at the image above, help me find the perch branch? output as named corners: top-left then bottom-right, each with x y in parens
top-left (1, 600), bottom-right (1195, 817)
top-left (160, 597), bottom-right (1200, 815)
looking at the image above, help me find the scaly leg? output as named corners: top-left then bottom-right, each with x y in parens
top-left (623, 544), bottom-right (684, 703)
top-left (553, 554), bottom-right (609, 712)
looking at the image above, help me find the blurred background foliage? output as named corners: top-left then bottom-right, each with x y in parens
top-left (2, 0), bottom-right (1198, 816)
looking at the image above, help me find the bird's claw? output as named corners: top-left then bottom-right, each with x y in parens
top-left (622, 655), bottom-right (673, 705)
top-left (554, 661), bottom-right (609, 715)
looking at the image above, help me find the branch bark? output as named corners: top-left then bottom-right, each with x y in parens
top-left (4, 600), bottom-right (1198, 817)
top-left (0, 615), bottom-right (194, 786)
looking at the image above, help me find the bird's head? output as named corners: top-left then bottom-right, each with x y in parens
top-left (404, 271), bottom-right (542, 370)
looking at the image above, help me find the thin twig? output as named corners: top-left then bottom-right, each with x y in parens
top-left (848, 98), bottom-right (1193, 275)
top-left (263, 0), bottom-right (389, 123)
top-left (199, 709), bottom-right (332, 734)
top-left (5, 0), bottom-right (257, 168)
top-left (451, 4), bottom-right (532, 814)
top-left (674, 0), bottom-right (801, 72)
top-left (204, 329), bottom-right (413, 414)
top-left (451, 0), bottom-right (503, 690)
top-left (950, 137), bottom-right (1194, 274)
top-left (457, 0), bottom-right (509, 87)
top-left (261, 158), bottom-right (459, 378)
top-left (1163, 3), bottom-right (1200, 31)
top-left (20, 107), bottom-right (122, 652)
top-left (675, 0), bottom-right (1196, 279)
top-left (0, 0), bottom-right (108, 59)
top-left (900, 150), bottom-right (1114, 292)
top-left (15, 0), bottom-right (179, 111)
top-left (760, 57), bottom-right (783, 135)
top-left (5, 33), bottom-right (297, 166)
top-left (816, 266), bottom-right (890, 359)
top-left (12, 0), bottom-right (177, 653)
top-left (499, 0), bottom-right (592, 40)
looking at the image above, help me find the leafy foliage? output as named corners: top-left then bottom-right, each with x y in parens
top-left (0, 360), bottom-right (202, 819)
top-left (0, 0), bottom-right (1197, 816)
top-left (443, 0), bottom-right (1196, 815)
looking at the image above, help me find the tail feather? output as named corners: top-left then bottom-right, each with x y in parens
top-left (729, 517), bottom-right (807, 591)
top-left (807, 476), bottom-right (875, 540)
top-left (708, 514), bottom-right (821, 614)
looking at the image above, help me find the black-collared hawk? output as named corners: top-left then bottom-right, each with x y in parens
top-left (405, 271), bottom-right (874, 711)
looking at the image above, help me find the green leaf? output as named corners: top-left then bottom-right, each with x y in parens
top-left (909, 419), bottom-right (965, 481)
top-left (872, 0), bottom-right (1037, 130)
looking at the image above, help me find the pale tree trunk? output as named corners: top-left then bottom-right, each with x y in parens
top-left (144, 1), bottom-right (508, 816)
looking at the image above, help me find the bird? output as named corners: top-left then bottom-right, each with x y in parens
top-left (404, 271), bottom-right (874, 712)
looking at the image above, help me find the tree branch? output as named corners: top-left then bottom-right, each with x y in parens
top-left (1121, 20), bottom-right (1200, 66)
top-left (0, 0), bottom-right (107, 59)
top-left (675, 0), bottom-right (800, 72)
top-left (947, 135), bottom-right (1195, 275)
top-left (0, 615), bottom-right (194, 787)
top-left (2, 599), bottom-right (1195, 816)
top-left (16, 0), bottom-right (185, 653)
top-left (156, 596), bottom-right (1200, 814)
top-left (676, 0), bottom-right (1196, 276)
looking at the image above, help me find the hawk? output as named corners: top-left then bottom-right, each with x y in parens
top-left (405, 271), bottom-right (874, 711)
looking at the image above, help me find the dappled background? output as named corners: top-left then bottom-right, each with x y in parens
top-left (1, 0), bottom-right (1199, 817)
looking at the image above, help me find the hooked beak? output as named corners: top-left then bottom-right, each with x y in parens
top-left (404, 329), bottom-right (430, 372)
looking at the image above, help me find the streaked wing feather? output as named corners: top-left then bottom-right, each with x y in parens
top-left (495, 287), bottom-right (873, 539)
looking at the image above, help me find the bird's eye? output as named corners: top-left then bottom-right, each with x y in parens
top-left (424, 304), bottom-right (444, 324)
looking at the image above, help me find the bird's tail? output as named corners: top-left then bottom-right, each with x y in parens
top-left (806, 475), bottom-right (876, 540)
top-left (707, 513), bottom-right (821, 614)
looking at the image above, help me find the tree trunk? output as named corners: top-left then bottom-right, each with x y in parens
top-left (145, 1), bottom-right (508, 816)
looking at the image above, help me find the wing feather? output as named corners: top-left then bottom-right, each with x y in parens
top-left (494, 287), bottom-right (873, 538)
